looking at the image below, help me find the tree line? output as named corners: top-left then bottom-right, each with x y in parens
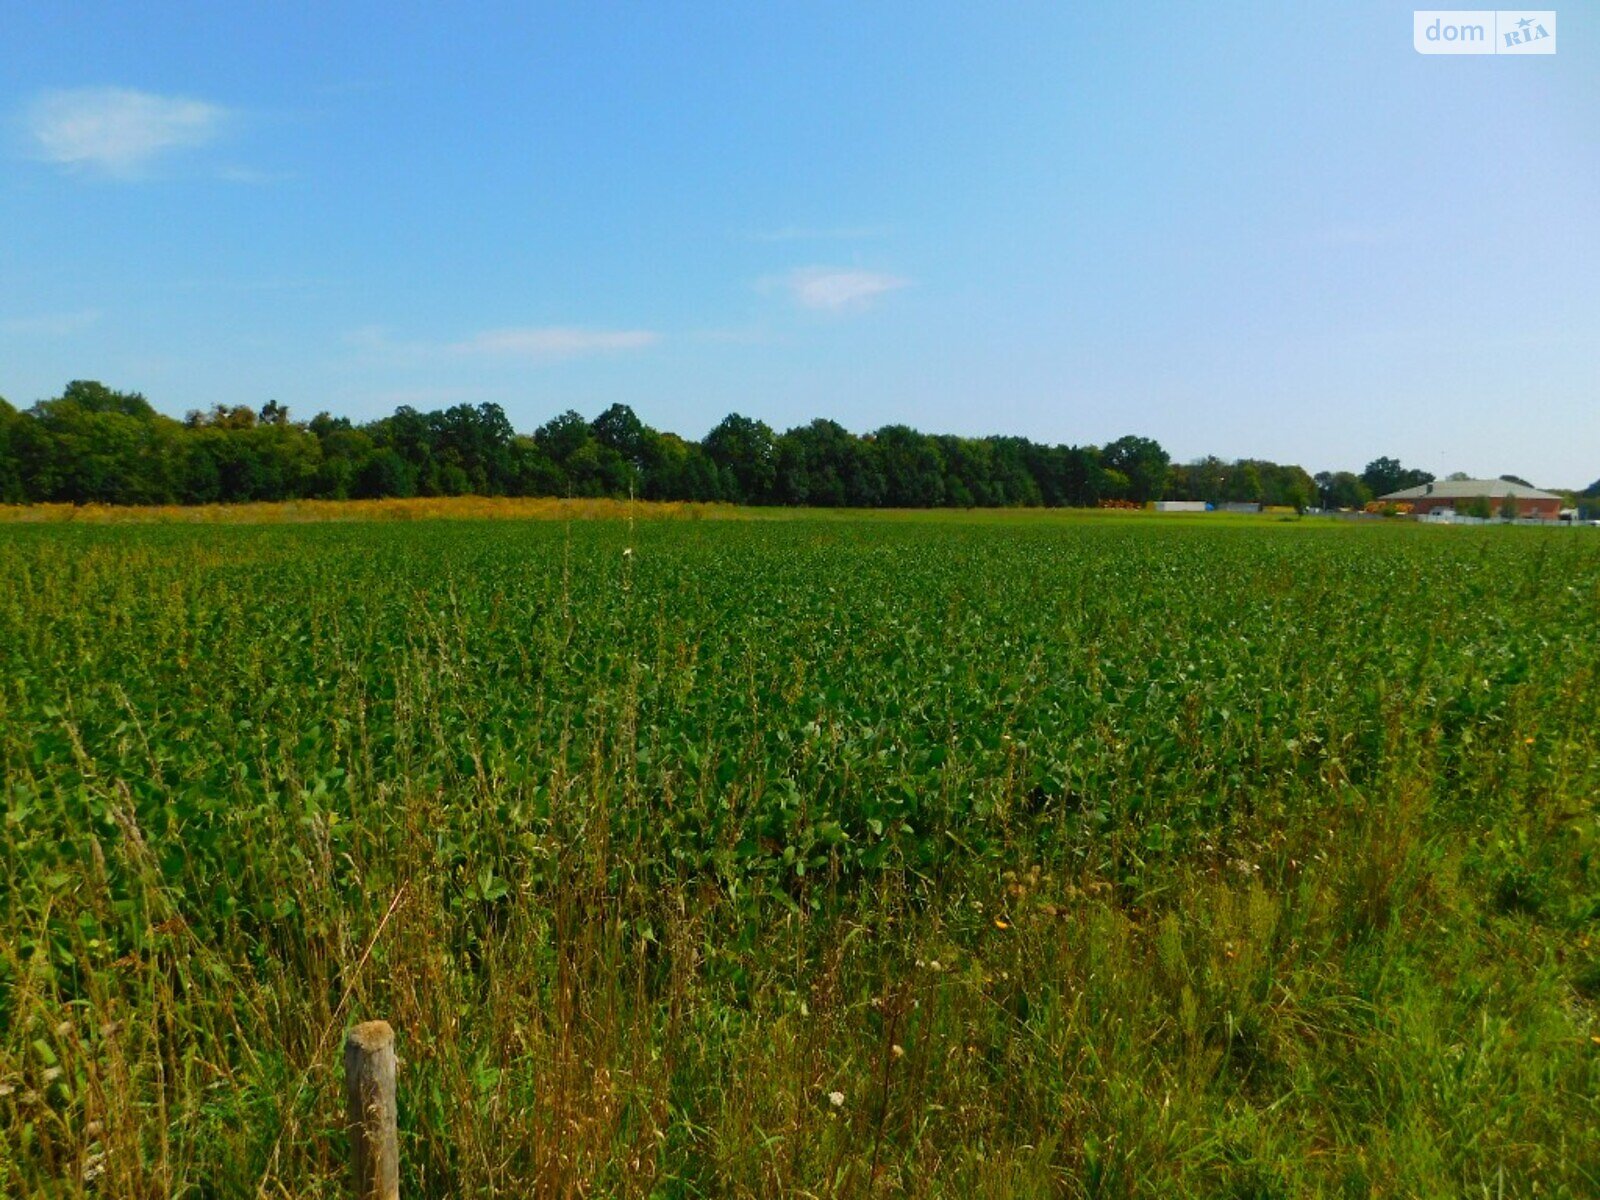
top-left (4, 379), bottom-right (1570, 512)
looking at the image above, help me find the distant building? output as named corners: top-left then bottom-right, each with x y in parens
top-left (1380, 479), bottom-right (1562, 520)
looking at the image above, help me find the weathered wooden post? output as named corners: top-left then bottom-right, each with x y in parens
top-left (344, 1021), bottom-right (399, 1200)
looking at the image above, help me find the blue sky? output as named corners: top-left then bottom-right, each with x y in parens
top-left (2, 3), bottom-right (1596, 486)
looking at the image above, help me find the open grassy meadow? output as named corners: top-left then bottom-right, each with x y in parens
top-left (3, 509), bottom-right (1599, 1198)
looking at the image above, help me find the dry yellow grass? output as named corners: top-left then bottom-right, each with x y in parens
top-left (0, 495), bottom-right (742, 525)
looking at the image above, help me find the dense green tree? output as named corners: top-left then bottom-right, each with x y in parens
top-left (873, 425), bottom-right (945, 507)
top-left (1361, 456), bottom-right (1433, 498)
top-left (1018, 442), bottom-right (1067, 506)
top-left (772, 431), bottom-right (812, 505)
top-left (1225, 463), bottom-right (1264, 505)
top-left (0, 397), bottom-right (21, 503)
top-left (703, 413), bottom-right (777, 503)
top-left (355, 448), bottom-right (417, 499)
top-left (1315, 471), bottom-right (1371, 510)
top-left (187, 403), bottom-right (258, 431)
top-left (533, 410), bottom-right (594, 467)
top-left (639, 432), bottom-right (721, 501)
top-left (934, 435), bottom-right (989, 506)
top-left (16, 382), bottom-right (181, 504)
top-left (426, 403), bottom-right (516, 494)
top-left (58, 379), bottom-right (158, 419)
top-left (366, 406), bottom-right (439, 491)
top-left (1185, 457), bottom-right (1229, 505)
top-left (1578, 479), bottom-right (1599, 520)
top-left (1216, 460), bottom-right (1316, 510)
top-left (592, 403), bottom-right (647, 467)
top-left (988, 437), bottom-right (1043, 506)
top-left (307, 414), bottom-right (376, 500)
top-left (1101, 435), bottom-right (1170, 503)
top-left (507, 437), bottom-right (566, 497)
top-left (0, 379), bottom-right (1360, 517)
top-left (564, 441), bottom-right (633, 497)
top-left (1057, 445), bottom-right (1113, 507)
top-left (190, 423), bottom-right (321, 502)
top-left (1267, 464), bottom-right (1316, 511)
top-left (778, 419), bottom-right (883, 507)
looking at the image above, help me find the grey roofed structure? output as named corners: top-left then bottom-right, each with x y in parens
top-left (1379, 479), bottom-right (1559, 502)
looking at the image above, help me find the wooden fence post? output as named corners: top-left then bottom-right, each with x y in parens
top-left (344, 1020), bottom-right (399, 1200)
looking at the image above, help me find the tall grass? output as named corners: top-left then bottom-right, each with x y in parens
top-left (2, 516), bottom-right (1598, 1196)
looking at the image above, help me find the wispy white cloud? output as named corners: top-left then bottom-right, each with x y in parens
top-left (767, 267), bottom-right (911, 311)
top-left (348, 325), bottom-right (662, 364)
top-left (0, 309), bottom-right (101, 337)
top-left (25, 87), bottom-right (227, 176)
top-left (742, 225), bottom-right (891, 243)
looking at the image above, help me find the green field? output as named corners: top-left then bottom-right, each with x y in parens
top-left (4, 513), bottom-right (1599, 1197)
